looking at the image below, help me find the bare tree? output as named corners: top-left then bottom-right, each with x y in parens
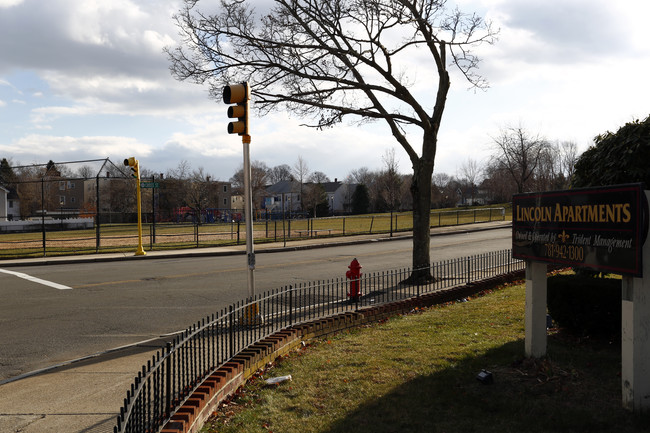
top-left (482, 162), bottom-right (517, 203)
top-left (303, 183), bottom-right (328, 217)
top-left (76, 165), bottom-right (95, 179)
top-left (292, 156), bottom-right (310, 211)
top-left (230, 161), bottom-right (269, 211)
top-left (457, 157), bottom-right (482, 204)
top-left (269, 164), bottom-right (293, 184)
top-left (166, 0), bottom-right (497, 281)
top-left (346, 167), bottom-right (374, 186)
top-left (292, 156), bottom-right (310, 184)
top-left (458, 158), bottom-right (481, 187)
top-left (558, 140), bottom-right (579, 183)
top-left (490, 126), bottom-right (551, 194)
top-left (185, 167), bottom-right (218, 220)
top-left (308, 171), bottom-right (330, 184)
top-left (166, 160), bottom-right (192, 180)
top-left (379, 148), bottom-right (402, 211)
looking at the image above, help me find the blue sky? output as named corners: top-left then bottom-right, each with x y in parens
top-left (0, 0), bottom-right (648, 182)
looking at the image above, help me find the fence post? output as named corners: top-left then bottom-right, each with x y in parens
top-left (165, 342), bottom-right (171, 415)
top-left (288, 285), bottom-right (293, 326)
top-left (41, 177), bottom-right (46, 256)
top-left (96, 175), bottom-right (101, 252)
top-left (229, 305), bottom-right (234, 360)
top-left (152, 181), bottom-right (157, 245)
top-left (507, 250), bottom-right (511, 274)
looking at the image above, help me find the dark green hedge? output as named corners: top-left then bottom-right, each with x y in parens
top-left (547, 274), bottom-right (621, 336)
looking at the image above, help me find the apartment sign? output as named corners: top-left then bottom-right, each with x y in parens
top-left (512, 184), bottom-right (647, 276)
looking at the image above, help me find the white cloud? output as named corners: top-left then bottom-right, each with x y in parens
top-left (1, 134), bottom-right (154, 160)
top-left (64, 0), bottom-right (147, 46)
top-left (0, 0), bottom-right (649, 182)
top-left (0, 0), bottom-right (23, 7)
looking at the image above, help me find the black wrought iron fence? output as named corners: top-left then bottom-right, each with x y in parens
top-left (114, 249), bottom-right (523, 433)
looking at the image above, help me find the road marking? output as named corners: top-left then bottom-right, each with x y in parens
top-left (0, 268), bottom-right (72, 290)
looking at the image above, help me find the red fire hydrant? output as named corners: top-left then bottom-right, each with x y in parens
top-left (346, 258), bottom-right (362, 301)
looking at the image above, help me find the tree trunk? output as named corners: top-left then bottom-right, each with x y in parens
top-left (405, 156), bottom-right (435, 284)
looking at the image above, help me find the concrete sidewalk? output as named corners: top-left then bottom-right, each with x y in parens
top-left (0, 221), bottom-right (511, 433)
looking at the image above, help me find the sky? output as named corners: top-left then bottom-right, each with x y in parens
top-left (0, 0), bottom-right (648, 183)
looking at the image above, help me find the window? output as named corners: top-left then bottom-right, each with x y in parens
top-left (8, 200), bottom-right (13, 208)
top-left (223, 185), bottom-right (228, 193)
top-left (59, 181), bottom-right (65, 190)
top-left (67, 181), bottom-right (75, 189)
top-left (71, 197), bottom-right (76, 204)
top-left (223, 198), bottom-right (227, 206)
top-left (59, 196), bottom-right (66, 205)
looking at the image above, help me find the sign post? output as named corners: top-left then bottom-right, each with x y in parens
top-left (513, 184), bottom-right (649, 411)
top-left (621, 191), bottom-right (650, 411)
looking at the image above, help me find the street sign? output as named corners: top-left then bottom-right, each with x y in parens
top-left (140, 182), bottom-right (159, 188)
top-left (513, 183), bottom-right (647, 276)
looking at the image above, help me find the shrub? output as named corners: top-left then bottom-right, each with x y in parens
top-left (547, 274), bottom-right (621, 337)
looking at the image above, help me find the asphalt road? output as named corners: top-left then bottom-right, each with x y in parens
top-left (0, 227), bottom-right (511, 382)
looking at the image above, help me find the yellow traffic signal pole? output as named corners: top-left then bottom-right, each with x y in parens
top-left (223, 82), bottom-right (259, 324)
top-left (124, 157), bottom-right (146, 256)
top-left (242, 133), bottom-right (255, 298)
top-left (134, 168), bottom-right (146, 256)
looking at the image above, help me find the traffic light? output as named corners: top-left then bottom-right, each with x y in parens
top-left (124, 157), bottom-right (140, 179)
top-left (223, 82), bottom-right (249, 136)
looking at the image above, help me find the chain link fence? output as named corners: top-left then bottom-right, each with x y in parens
top-left (0, 204), bottom-right (508, 259)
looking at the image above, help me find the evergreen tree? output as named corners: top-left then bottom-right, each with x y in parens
top-left (351, 184), bottom-right (370, 215)
top-left (573, 116), bottom-right (650, 188)
top-left (0, 158), bottom-right (15, 187)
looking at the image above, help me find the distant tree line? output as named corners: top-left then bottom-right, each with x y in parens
top-left (2, 116), bottom-right (648, 220)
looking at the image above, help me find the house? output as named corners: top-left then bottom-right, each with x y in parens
top-left (321, 180), bottom-right (356, 215)
top-left (55, 178), bottom-right (85, 216)
top-left (0, 185), bottom-right (8, 221)
top-left (212, 181), bottom-right (232, 210)
top-left (261, 179), bottom-right (357, 217)
top-left (0, 186), bottom-right (20, 220)
top-left (455, 184), bottom-right (490, 207)
top-left (263, 180), bottom-right (303, 216)
top-left (6, 187), bottom-right (19, 220)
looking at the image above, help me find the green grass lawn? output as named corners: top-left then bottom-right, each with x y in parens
top-left (202, 281), bottom-right (650, 433)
